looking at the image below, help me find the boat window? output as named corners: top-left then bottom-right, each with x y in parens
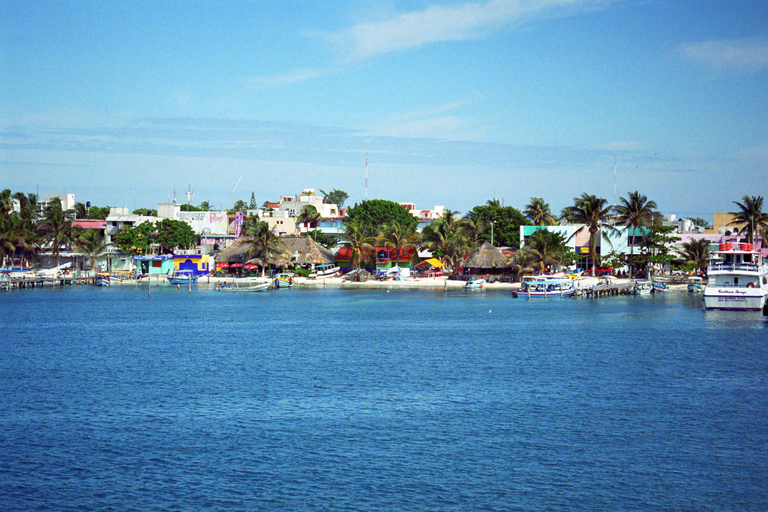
top-left (734, 277), bottom-right (739, 286)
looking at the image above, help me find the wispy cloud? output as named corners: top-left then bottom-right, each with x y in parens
top-left (250, 67), bottom-right (328, 88)
top-left (364, 98), bottom-right (482, 139)
top-left (677, 36), bottom-right (768, 74)
top-left (332, 0), bottom-right (609, 62)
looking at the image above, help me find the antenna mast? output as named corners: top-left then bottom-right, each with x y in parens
top-left (613, 154), bottom-right (617, 206)
top-left (186, 184), bottom-right (194, 206)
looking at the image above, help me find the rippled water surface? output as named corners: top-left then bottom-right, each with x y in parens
top-left (2, 286), bottom-right (767, 511)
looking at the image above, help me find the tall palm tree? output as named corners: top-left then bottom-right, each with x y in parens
top-left (613, 191), bottom-right (658, 278)
top-left (460, 216), bottom-right (487, 246)
top-left (296, 205), bottom-right (321, 237)
top-left (247, 223), bottom-right (283, 277)
top-left (562, 193), bottom-right (617, 276)
top-left (520, 230), bottom-right (564, 273)
top-left (422, 214), bottom-right (467, 268)
top-left (40, 199), bottom-right (79, 266)
top-left (377, 220), bottom-right (420, 270)
top-left (729, 195), bottom-right (768, 245)
top-left (486, 198), bottom-right (501, 207)
top-left (0, 189), bottom-right (13, 216)
top-left (73, 202), bottom-right (88, 220)
top-left (341, 220), bottom-right (375, 270)
top-left (680, 239), bottom-right (709, 276)
top-left (524, 197), bottom-right (557, 226)
top-left (76, 229), bottom-right (111, 271)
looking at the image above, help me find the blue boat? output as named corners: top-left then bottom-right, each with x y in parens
top-left (167, 270), bottom-right (199, 285)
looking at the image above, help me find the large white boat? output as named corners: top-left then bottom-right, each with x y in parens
top-left (703, 242), bottom-right (768, 311)
top-left (513, 276), bottom-right (577, 298)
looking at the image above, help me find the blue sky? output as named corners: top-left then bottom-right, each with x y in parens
top-left (2, 0), bottom-right (767, 220)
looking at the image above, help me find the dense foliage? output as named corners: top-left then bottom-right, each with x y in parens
top-left (466, 204), bottom-right (530, 248)
top-left (344, 199), bottom-right (418, 232)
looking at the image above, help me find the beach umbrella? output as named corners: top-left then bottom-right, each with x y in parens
top-left (219, 262), bottom-right (230, 269)
top-left (244, 264), bottom-right (257, 270)
top-left (231, 263), bottom-right (243, 268)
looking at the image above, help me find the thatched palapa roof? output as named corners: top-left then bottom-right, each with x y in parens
top-left (217, 236), bottom-right (334, 267)
top-left (462, 241), bottom-right (509, 270)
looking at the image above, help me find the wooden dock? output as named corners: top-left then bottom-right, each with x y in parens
top-left (1, 275), bottom-right (97, 290)
top-left (582, 283), bottom-right (635, 298)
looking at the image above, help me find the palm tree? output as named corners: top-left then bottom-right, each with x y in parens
top-left (422, 212), bottom-right (468, 268)
top-left (296, 205), bottom-right (321, 237)
top-left (0, 189), bottom-right (13, 216)
top-left (486, 198), bottom-right (501, 207)
top-left (247, 223), bottom-right (283, 277)
top-left (680, 239), bottom-right (709, 276)
top-left (73, 202), bottom-right (88, 220)
top-left (76, 229), bottom-right (111, 271)
top-left (562, 193), bottom-right (617, 276)
top-left (524, 197), bottom-right (557, 226)
top-left (521, 229), bottom-right (569, 273)
top-left (377, 220), bottom-right (420, 270)
top-left (342, 220), bottom-right (375, 270)
top-left (729, 195), bottom-right (768, 245)
top-left (40, 198), bottom-right (79, 266)
top-left (613, 191), bottom-right (659, 278)
top-left (460, 216), bottom-right (487, 246)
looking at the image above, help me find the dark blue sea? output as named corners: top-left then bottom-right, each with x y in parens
top-left (2, 285), bottom-right (767, 511)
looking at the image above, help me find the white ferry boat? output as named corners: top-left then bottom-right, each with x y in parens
top-left (703, 242), bottom-right (768, 311)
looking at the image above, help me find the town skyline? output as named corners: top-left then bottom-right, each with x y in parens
top-left (2, 1), bottom-right (767, 218)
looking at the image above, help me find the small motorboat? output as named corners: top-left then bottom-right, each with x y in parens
top-left (464, 277), bottom-right (486, 289)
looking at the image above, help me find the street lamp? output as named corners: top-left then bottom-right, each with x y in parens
top-left (490, 221), bottom-right (495, 246)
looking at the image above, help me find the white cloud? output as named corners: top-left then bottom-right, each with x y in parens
top-left (332, 0), bottom-right (609, 62)
top-left (251, 67), bottom-right (328, 87)
top-left (677, 37), bottom-right (768, 74)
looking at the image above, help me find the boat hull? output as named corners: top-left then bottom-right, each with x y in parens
top-left (703, 289), bottom-right (766, 310)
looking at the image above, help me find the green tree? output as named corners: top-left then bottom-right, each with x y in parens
top-left (613, 191), bottom-right (659, 278)
top-left (180, 204), bottom-right (203, 212)
top-left (637, 225), bottom-right (680, 276)
top-left (133, 208), bottom-right (158, 216)
top-left (76, 229), bottom-right (111, 270)
top-left (320, 188), bottom-right (349, 209)
top-left (341, 220), bottom-right (375, 270)
top-left (688, 217), bottom-right (708, 228)
top-left (198, 201), bottom-right (211, 211)
top-left (87, 206), bottom-right (110, 219)
top-left (345, 199), bottom-right (417, 233)
top-left (249, 192), bottom-right (258, 210)
top-left (308, 230), bottom-right (339, 250)
top-left (680, 238), bottom-right (709, 276)
top-left (422, 212), bottom-right (468, 268)
top-left (376, 220), bottom-right (420, 268)
top-left (246, 222), bottom-right (283, 276)
top-left (155, 219), bottom-right (199, 253)
top-left (562, 193), bottom-right (617, 276)
top-left (0, 189), bottom-right (13, 216)
top-left (520, 229), bottom-right (571, 273)
top-left (73, 202), bottom-right (88, 220)
top-left (113, 222), bottom-right (155, 255)
top-left (296, 205), bottom-right (321, 237)
top-left (729, 195), bottom-right (768, 245)
top-left (466, 203), bottom-right (530, 248)
top-left (40, 198), bottom-right (80, 265)
top-left (229, 199), bottom-right (247, 214)
top-left (524, 197), bottom-right (557, 226)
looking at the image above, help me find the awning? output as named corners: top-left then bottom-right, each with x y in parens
top-left (416, 258), bottom-right (445, 268)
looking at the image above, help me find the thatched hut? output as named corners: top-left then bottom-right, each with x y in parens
top-left (461, 241), bottom-right (509, 274)
top-left (217, 235), bottom-right (334, 270)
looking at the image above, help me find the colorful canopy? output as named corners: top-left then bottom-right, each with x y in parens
top-left (416, 258), bottom-right (445, 268)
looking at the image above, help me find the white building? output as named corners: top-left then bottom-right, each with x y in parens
top-left (42, 193), bottom-right (75, 211)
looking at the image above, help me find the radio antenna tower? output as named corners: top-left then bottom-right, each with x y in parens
top-left (365, 152), bottom-right (368, 200)
top-left (186, 184), bottom-right (194, 206)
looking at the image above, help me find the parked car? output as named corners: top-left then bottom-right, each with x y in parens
top-left (592, 266), bottom-right (613, 276)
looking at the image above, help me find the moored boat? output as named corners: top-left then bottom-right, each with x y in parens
top-left (513, 276), bottom-right (576, 298)
top-left (309, 264), bottom-right (339, 279)
top-left (275, 272), bottom-right (295, 288)
top-left (464, 277), bottom-right (486, 289)
top-left (704, 242), bottom-right (768, 311)
top-left (632, 280), bottom-right (653, 295)
top-left (217, 280), bottom-right (269, 292)
top-left (167, 270), bottom-right (199, 285)
top-left (95, 272), bottom-right (111, 287)
top-left (687, 276), bottom-right (703, 293)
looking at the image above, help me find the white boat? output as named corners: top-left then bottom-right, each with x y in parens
top-left (378, 266), bottom-right (403, 281)
top-left (704, 242), bottom-right (768, 311)
top-left (309, 264), bottom-right (339, 279)
top-left (652, 282), bottom-right (669, 293)
top-left (632, 280), bottom-right (653, 295)
top-left (217, 281), bottom-right (269, 292)
top-left (464, 277), bottom-right (486, 289)
top-left (167, 270), bottom-right (199, 285)
top-left (95, 272), bottom-right (111, 287)
top-left (687, 276), bottom-right (703, 293)
top-left (514, 276), bottom-right (576, 298)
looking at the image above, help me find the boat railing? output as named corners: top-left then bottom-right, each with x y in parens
top-left (708, 262), bottom-right (760, 272)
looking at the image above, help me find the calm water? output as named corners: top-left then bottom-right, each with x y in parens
top-left (1, 285), bottom-right (767, 511)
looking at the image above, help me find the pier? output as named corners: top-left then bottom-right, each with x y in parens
top-left (1, 274), bottom-right (97, 290)
top-left (582, 283), bottom-right (635, 298)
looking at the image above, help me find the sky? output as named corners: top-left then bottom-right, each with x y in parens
top-left (2, 0), bottom-right (768, 221)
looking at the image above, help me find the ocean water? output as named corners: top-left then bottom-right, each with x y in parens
top-left (1, 285), bottom-right (767, 511)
